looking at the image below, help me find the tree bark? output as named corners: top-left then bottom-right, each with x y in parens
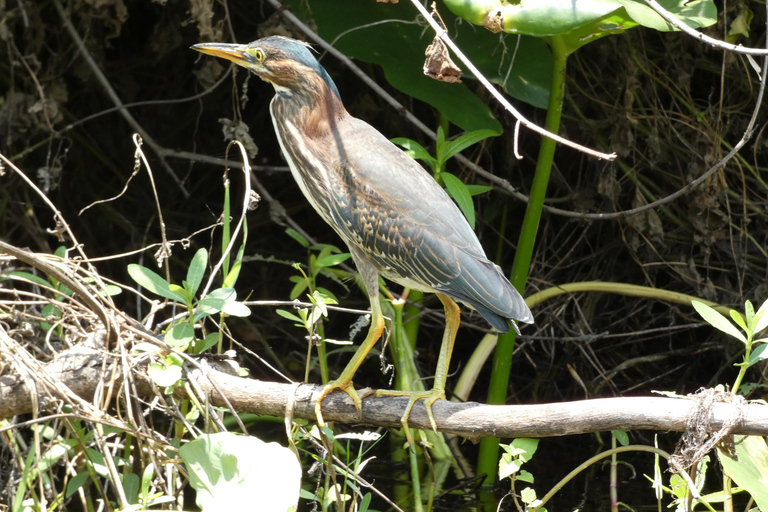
top-left (2, 336), bottom-right (766, 441)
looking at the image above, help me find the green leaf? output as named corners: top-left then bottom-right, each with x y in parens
top-left (511, 438), bottom-right (539, 462)
top-left (222, 245), bottom-right (244, 288)
top-left (745, 299), bottom-right (755, 330)
top-left (718, 435), bottom-right (768, 510)
top-left (276, 309), bottom-right (305, 325)
top-left (441, 129), bottom-right (499, 163)
top-left (442, 172), bottom-right (476, 229)
top-left (748, 343), bottom-right (768, 367)
top-left (186, 248), bottom-right (208, 297)
top-left (315, 253), bottom-right (351, 267)
top-left (8, 271), bottom-right (52, 289)
top-left (285, 228), bottom-right (310, 248)
top-left (754, 298), bottom-right (768, 335)
top-left (197, 288), bottom-right (251, 318)
top-left (465, 184), bottom-right (493, 196)
top-left (612, 430), bottom-right (629, 446)
top-left (148, 362), bottom-right (182, 388)
top-left (692, 301), bottom-right (746, 343)
top-left (66, 472), bottom-right (90, 498)
top-left (190, 333), bottom-right (220, 354)
top-left (517, 469), bottom-right (535, 483)
top-left (618, 0), bottom-right (717, 32)
top-left (392, 138), bottom-right (439, 171)
top-left (282, 0), bottom-right (538, 121)
top-left (729, 310), bottom-right (748, 335)
top-left (165, 323), bottom-right (195, 349)
top-left (289, 280), bottom-right (308, 301)
top-left (127, 264), bottom-right (185, 303)
top-left (170, 283), bottom-right (193, 304)
top-left (122, 472), bottom-right (140, 505)
top-left (180, 432), bottom-right (301, 512)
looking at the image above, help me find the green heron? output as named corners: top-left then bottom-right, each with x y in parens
top-left (192, 36), bottom-right (533, 436)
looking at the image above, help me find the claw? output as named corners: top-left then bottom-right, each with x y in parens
top-left (376, 388), bottom-right (446, 446)
top-left (314, 380), bottom-right (363, 427)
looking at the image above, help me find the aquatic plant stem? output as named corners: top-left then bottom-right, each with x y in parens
top-left (477, 35), bottom-right (568, 485)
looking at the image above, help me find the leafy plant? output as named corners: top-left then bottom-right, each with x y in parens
top-left (180, 432), bottom-right (302, 511)
top-left (691, 298), bottom-right (768, 510)
top-left (128, 248), bottom-right (250, 388)
top-left (499, 438), bottom-right (544, 511)
top-left (691, 298), bottom-right (768, 395)
top-left (7, 246), bottom-right (121, 335)
top-left (393, 127), bottom-right (495, 228)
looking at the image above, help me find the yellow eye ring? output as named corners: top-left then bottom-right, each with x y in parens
top-left (253, 48), bottom-right (265, 63)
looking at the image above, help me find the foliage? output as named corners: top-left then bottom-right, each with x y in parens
top-left (1, 0), bottom-right (766, 510)
top-left (180, 432), bottom-right (302, 511)
top-left (393, 126), bottom-right (495, 227)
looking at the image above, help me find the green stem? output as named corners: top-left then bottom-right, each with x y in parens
top-left (477, 35), bottom-right (568, 485)
top-left (731, 332), bottom-right (752, 396)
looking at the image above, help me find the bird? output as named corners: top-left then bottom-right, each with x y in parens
top-left (192, 36), bottom-right (533, 438)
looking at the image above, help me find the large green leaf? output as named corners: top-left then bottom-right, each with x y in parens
top-left (180, 432), bottom-right (301, 512)
top-left (718, 436), bottom-right (768, 511)
top-left (443, 0), bottom-right (716, 54)
top-left (282, 0), bottom-right (552, 119)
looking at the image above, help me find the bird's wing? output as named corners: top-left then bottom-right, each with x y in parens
top-left (324, 118), bottom-right (533, 328)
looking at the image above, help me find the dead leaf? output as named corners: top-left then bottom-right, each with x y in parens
top-left (423, 36), bottom-right (462, 83)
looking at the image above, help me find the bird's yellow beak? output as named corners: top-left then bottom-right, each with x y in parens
top-left (191, 43), bottom-right (251, 66)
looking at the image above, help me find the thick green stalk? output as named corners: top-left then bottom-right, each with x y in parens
top-left (477, 35), bottom-right (568, 485)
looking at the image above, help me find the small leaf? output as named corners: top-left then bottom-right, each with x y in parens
top-left (754, 298), bottom-right (768, 334)
top-left (745, 300), bottom-right (755, 328)
top-left (612, 430), bottom-right (629, 446)
top-left (8, 271), bottom-right (53, 289)
top-left (465, 184), bottom-right (493, 196)
top-left (511, 438), bottom-right (539, 462)
top-left (66, 472), bottom-right (90, 498)
top-left (170, 283), bottom-right (193, 304)
top-left (285, 228), bottom-right (310, 248)
top-left (517, 469), bottom-right (535, 483)
top-left (748, 343), bottom-right (768, 367)
top-left (289, 280), bottom-right (308, 300)
top-left (128, 264), bottom-right (185, 302)
top-left (730, 310), bottom-right (748, 334)
top-left (276, 309), bottom-right (305, 325)
top-left (692, 301), bottom-right (746, 343)
top-left (222, 245), bottom-right (245, 288)
top-left (392, 137), bottom-right (438, 172)
top-left (148, 362), bottom-right (183, 388)
top-left (186, 248), bottom-right (208, 296)
top-left (190, 333), bottom-right (220, 354)
top-left (441, 129), bottom-right (498, 162)
top-left (165, 323), bottom-right (195, 348)
top-left (315, 253), bottom-right (351, 267)
top-left (442, 172), bottom-right (476, 228)
top-left (197, 296), bottom-right (251, 317)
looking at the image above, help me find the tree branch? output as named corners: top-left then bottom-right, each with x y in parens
top-left (2, 337), bottom-right (767, 441)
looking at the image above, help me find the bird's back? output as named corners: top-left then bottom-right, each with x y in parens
top-left (324, 117), bottom-right (533, 332)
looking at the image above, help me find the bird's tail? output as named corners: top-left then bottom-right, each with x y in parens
top-left (441, 252), bottom-right (534, 334)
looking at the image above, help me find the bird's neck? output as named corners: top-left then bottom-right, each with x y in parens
top-left (272, 85), bottom-right (347, 140)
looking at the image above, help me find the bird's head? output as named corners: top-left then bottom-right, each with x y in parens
top-left (191, 36), bottom-right (340, 100)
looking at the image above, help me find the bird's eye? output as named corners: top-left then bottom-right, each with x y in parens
top-left (253, 48), bottom-right (265, 63)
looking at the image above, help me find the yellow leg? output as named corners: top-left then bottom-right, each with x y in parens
top-left (377, 293), bottom-right (460, 444)
top-left (315, 248), bottom-right (386, 427)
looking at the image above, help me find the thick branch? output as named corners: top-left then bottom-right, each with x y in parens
top-left (2, 341), bottom-right (767, 441)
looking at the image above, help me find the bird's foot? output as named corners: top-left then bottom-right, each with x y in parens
top-left (376, 388), bottom-right (445, 446)
top-left (315, 380), bottom-right (370, 427)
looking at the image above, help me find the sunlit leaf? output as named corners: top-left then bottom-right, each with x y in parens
top-left (442, 172), bottom-right (476, 228)
top-left (186, 248), bottom-right (208, 296)
top-left (692, 301), bottom-right (746, 343)
top-left (128, 264), bottom-right (185, 303)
